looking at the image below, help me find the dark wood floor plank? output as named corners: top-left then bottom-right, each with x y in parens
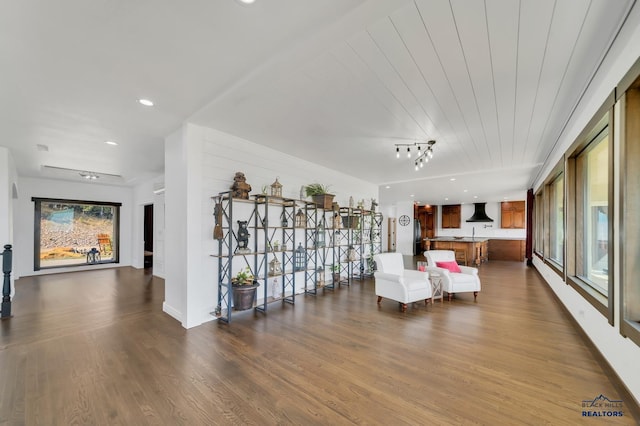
top-left (0, 262), bottom-right (637, 425)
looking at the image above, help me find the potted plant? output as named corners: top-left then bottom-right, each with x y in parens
top-left (231, 267), bottom-right (260, 311)
top-left (305, 183), bottom-right (335, 209)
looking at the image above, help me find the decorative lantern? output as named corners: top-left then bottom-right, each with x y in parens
top-left (270, 177), bottom-right (283, 198)
top-left (295, 209), bottom-right (306, 228)
top-left (269, 257), bottom-right (282, 276)
top-left (346, 245), bottom-right (357, 262)
top-left (315, 222), bottom-right (325, 248)
top-left (281, 211), bottom-right (289, 227)
top-left (317, 268), bottom-right (325, 287)
top-left (294, 243), bottom-right (306, 271)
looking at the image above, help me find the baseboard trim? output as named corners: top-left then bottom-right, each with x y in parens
top-left (162, 302), bottom-right (182, 322)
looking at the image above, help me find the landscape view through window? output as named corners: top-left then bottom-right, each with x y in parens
top-left (34, 198), bottom-right (120, 269)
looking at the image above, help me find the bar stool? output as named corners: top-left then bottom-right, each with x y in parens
top-left (454, 249), bottom-right (467, 266)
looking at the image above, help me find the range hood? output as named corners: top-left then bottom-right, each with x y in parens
top-left (466, 202), bottom-right (494, 222)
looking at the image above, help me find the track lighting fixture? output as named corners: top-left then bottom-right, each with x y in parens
top-left (394, 140), bottom-right (436, 171)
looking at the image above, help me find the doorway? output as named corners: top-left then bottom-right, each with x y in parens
top-left (415, 205), bottom-right (436, 252)
top-left (387, 218), bottom-right (396, 252)
top-left (144, 204), bottom-right (153, 268)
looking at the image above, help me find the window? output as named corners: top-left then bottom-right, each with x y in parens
top-left (534, 190), bottom-right (544, 256)
top-left (548, 173), bottom-right (564, 267)
top-left (621, 74), bottom-right (640, 345)
top-left (575, 128), bottom-right (609, 296)
top-left (33, 198), bottom-right (121, 270)
top-left (563, 108), bottom-right (612, 320)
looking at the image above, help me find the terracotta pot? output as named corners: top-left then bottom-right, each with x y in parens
top-left (311, 194), bottom-right (335, 210)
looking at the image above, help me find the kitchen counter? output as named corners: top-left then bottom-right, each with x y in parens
top-left (424, 237), bottom-right (527, 263)
top-left (424, 237), bottom-right (490, 243)
top-left (423, 238), bottom-right (489, 266)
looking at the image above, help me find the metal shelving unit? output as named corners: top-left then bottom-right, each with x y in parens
top-left (213, 193), bottom-right (298, 323)
top-left (212, 193), bottom-right (383, 323)
top-left (360, 211), bottom-right (384, 277)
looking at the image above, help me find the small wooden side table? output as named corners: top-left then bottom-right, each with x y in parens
top-left (429, 271), bottom-right (443, 304)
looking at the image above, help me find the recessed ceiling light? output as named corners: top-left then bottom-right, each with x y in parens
top-left (79, 172), bottom-right (99, 180)
top-left (105, 141), bottom-right (118, 146)
top-left (450, 178), bottom-right (456, 181)
top-left (463, 189), bottom-right (468, 193)
top-left (410, 194), bottom-right (415, 197)
top-left (445, 198), bottom-right (449, 201)
top-left (385, 185), bottom-right (391, 189)
top-left (474, 195), bottom-right (478, 199)
top-left (239, 0), bottom-right (256, 3)
top-left (138, 98), bottom-right (154, 107)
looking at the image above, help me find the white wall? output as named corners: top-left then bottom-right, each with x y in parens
top-left (163, 123), bottom-right (379, 329)
top-left (163, 127), bottom-right (188, 324)
top-left (0, 148), bottom-right (16, 246)
top-left (0, 147), bottom-right (17, 295)
top-left (394, 201), bottom-right (415, 256)
top-left (132, 175), bottom-right (166, 278)
top-left (13, 177), bottom-right (134, 277)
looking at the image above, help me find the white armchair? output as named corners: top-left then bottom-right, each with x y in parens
top-left (424, 250), bottom-right (481, 301)
top-left (373, 253), bottom-right (432, 312)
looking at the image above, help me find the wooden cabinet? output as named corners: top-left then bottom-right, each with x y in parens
top-left (489, 239), bottom-right (526, 261)
top-left (501, 201), bottom-right (525, 229)
top-left (441, 204), bottom-right (461, 228)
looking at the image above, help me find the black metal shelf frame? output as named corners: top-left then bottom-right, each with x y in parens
top-left (213, 193), bottom-right (383, 323)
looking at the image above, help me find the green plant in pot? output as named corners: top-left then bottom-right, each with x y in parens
top-left (232, 266), bottom-right (255, 286)
top-left (231, 267), bottom-right (260, 311)
top-left (305, 183), bottom-right (335, 209)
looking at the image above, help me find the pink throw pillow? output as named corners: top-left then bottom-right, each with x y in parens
top-left (417, 265), bottom-right (426, 272)
top-left (436, 260), bottom-right (461, 273)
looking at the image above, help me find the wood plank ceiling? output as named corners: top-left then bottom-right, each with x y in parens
top-left (0, 0), bottom-right (634, 205)
top-left (194, 0), bottom-right (633, 205)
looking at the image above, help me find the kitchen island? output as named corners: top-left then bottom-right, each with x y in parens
top-left (423, 237), bottom-right (489, 266)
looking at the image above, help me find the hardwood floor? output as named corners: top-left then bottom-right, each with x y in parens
top-left (1, 262), bottom-right (638, 425)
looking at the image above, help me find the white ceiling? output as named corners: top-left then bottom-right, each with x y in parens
top-left (0, 0), bottom-right (634, 206)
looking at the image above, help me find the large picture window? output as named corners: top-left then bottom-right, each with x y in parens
top-left (575, 127), bottom-right (609, 296)
top-left (548, 173), bottom-right (564, 267)
top-left (622, 74), bottom-right (640, 345)
top-left (33, 198), bottom-right (121, 270)
top-left (564, 108), bottom-right (612, 321)
top-left (534, 190), bottom-right (544, 256)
